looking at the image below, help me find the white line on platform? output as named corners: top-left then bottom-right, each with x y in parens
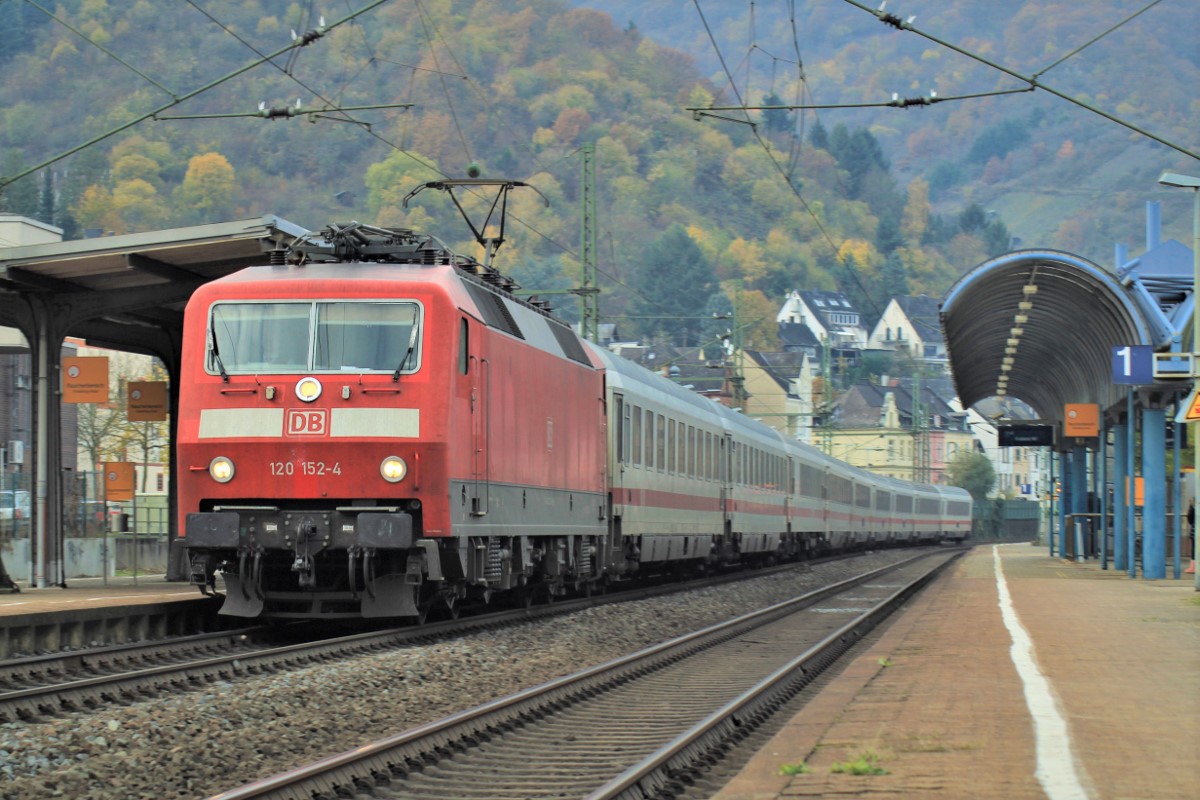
top-left (993, 545), bottom-right (1091, 800)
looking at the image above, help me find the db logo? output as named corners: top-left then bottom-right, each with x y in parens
top-left (286, 409), bottom-right (328, 436)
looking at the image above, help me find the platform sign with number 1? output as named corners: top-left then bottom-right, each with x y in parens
top-left (1112, 345), bottom-right (1154, 385)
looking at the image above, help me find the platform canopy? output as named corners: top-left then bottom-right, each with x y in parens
top-left (0, 215), bottom-right (309, 354)
top-left (941, 250), bottom-right (1157, 429)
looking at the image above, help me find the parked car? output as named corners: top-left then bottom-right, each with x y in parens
top-left (0, 490), bottom-right (31, 535)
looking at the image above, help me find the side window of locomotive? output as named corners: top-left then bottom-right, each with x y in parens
top-left (314, 302), bottom-right (420, 372)
top-left (459, 317), bottom-right (469, 374)
top-left (210, 302), bottom-right (308, 373)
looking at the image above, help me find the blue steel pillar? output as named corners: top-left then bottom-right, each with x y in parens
top-left (1048, 454), bottom-right (1056, 556)
top-left (1071, 445), bottom-right (1088, 559)
top-left (1100, 423), bottom-right (1109, 569)
top-left (1058, 450), bottom-right (1069, 558)
top-left (1142, 406), bottom-right (1166, 579)
top-left (1127, 392), bottom-right (1137, 578)
top-left (1172, 409), bottom-right (1183, 579)
top-left (1113, 422), bottom-right (1128, 571)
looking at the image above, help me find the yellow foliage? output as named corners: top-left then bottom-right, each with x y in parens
top-left (837, 239), bottom-right (875, 268)
top-left (688, 84), bottom-right (714, 109)
top-left (724, 287), bottom-right (779, 351)
top-left (725, 237), bottom-right (767, 283)
top-left (50, 38), bottom-right (79, 61)
top-left (532, 127), bottom-right (557, 149)
top-left (112, 154), bottom-right (160, 186)
top-left (687, 225), bottom-right (722, 264)
top-left (72, 185), bottom-right (113, 231)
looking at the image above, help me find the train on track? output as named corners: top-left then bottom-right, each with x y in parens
top-left (180, 181), bottom-right (972, 619)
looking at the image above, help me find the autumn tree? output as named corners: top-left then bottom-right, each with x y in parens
top-left (173, 153), bottom-right (236, 225)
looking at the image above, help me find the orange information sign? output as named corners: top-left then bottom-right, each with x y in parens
top-left (103, 462), bottom-right (135, 502)
top-left (1127, 476), bottom-right (1145, 507)
top-left (127, 381), bottom-right (168, 421)
top-left (62, 357), bottom-right (109, 403)
top-left (1063, 403), bottom-right (1099, 438)
top-left (1187, 391), bottom-right (1200, 422)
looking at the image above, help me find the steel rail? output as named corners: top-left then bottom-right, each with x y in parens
top-left (0, 557), bottom-right (826, 723)
top-left (587, 550), bottom-right (962, 799)
top-left (199, 550), bottom-right (958, 800)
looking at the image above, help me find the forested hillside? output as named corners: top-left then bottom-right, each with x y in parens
top-left (0, 1), bottom-right (1193, 348)
top-left (575, 0), bottom-right (1200, 264)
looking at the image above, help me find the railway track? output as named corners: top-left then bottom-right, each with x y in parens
top-left (202, 548), bottom-right (962, 800)
top-left (0, 556), bottom-right (828, 724)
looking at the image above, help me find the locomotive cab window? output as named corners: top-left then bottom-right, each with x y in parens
top-left (207, 300), bottom-right (423, 375)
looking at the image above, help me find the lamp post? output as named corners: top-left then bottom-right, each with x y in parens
top-left (1159, 171), bottom-right (1200, 589)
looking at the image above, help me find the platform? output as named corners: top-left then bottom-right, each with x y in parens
top-left (0, 574), bottom-right (201, 617)
top-left (715, 543), bottom-right (1198, 800)
top-left (0, 575), bottom-right (223, 658)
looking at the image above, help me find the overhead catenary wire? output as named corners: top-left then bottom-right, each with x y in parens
top-left (196, 1), bottom-right (668, 316)
top-left (0, 0), bottom-right (394, 192)
top-left (840, 0), bottom-right (1198, 162)
top-left (692, 0), bottom-right (884, 321)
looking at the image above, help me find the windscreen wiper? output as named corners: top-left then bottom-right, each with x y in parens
top-left (392, 323), bottom-right (420, 382)
top-left (209, 315), bottom-right (229, 383)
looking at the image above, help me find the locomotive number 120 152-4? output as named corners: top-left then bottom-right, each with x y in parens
top-left (270, 461), bottom-right (343, 476)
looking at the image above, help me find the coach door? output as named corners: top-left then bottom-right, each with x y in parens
top-left (784, 456), bottom-right (794, 527)
top-left (471, 348), bottom-right (491, 516)
top-left (722, 434), bottom-right (734, 526)
top-left (610, 393), bottom-right (626, 516)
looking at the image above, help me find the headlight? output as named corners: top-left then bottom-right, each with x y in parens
top-left (209, 456), bottom-right (235, 483)
top-left (380, 456), bottom-right (407, 483)
top-left (295, 376), bottom-right (322, 402)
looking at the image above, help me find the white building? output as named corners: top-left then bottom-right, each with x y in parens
top-left (867, 294), bottom-right (947, 365)
top-left (776, 290), bottom-right (868, 350)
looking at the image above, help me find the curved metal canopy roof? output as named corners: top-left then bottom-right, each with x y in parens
top-left (941, 250), bottom-right (1154, 428)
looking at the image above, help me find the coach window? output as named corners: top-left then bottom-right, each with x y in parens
top-left (678, 423), bottom-right (686, 477)
top-left (656, 414), bottom-right (666, 472)
top-left (691, 429), bottom-right (700, 479)
top-left (668, 419), bottom-right (677, 473)
top-left (632, 405), bottom-right (642, 466)
top-left (645, 411), bottom-right (655, 470)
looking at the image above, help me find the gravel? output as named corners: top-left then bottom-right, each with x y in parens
top-left (0, 551), bottom-right (916, 800)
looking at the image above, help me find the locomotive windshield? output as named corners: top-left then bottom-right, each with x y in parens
top-left (207, 300), bottom-right (422, 374)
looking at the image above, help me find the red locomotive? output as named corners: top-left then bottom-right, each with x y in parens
top-left (180, 182), bottom-right (971, 619)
